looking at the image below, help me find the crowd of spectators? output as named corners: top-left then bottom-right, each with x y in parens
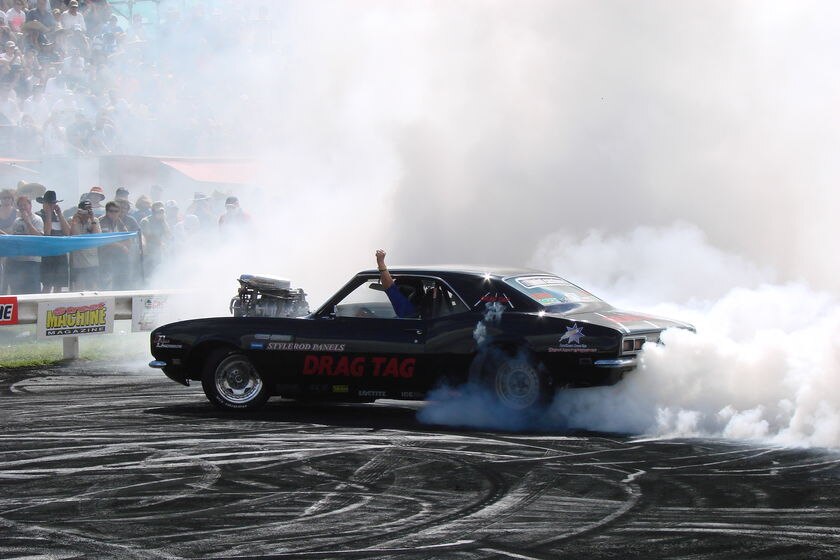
top-left (0, 180), bottom-right (252, 293)
top-left (0, 0), bottom-right (259, 156)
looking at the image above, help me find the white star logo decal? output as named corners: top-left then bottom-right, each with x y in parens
top-left (559, 323), bottom-right (584, 344)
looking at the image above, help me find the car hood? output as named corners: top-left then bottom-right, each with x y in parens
top-left (560, 308), bottom-right (694, 334)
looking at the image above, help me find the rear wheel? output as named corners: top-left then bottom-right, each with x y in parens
top-left (471, 348), bottom-right (551, 412)
top-left (202, 349), bottom-right (270, 410)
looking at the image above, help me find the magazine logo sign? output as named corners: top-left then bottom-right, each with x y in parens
top-left (0, 296), bottom-right (18, 325)
top-left (37, 298), bottom-right (115, 339)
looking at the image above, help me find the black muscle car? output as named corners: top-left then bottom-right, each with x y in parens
top-left (149, 266), bottom-right (693, 411)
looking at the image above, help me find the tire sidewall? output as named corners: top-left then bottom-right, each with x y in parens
top-left (470, 347), bottom-right (550, 412)
top-left (201, 349), bottom-right (269, 411)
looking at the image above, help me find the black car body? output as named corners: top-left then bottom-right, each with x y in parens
top-left (149, 266), bottom-right (693, 411)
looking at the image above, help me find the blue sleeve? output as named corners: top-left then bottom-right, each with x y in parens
top-left (385, 284), bottom-right (417, 318)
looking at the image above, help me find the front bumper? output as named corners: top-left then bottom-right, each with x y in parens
top-left (149, 359), bottom-right (190, 386)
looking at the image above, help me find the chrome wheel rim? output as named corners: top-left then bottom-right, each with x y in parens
top-left (215, 355), bottom-right (263, 404)
top-left (495, 360), bottom-right (540, 410)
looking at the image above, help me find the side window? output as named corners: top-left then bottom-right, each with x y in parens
top-left (334, 279), bottom-right (397, 319)
top-left (422, 280), bottom-right (469, 318)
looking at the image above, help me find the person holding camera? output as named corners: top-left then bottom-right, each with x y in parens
top-left (36, 190), bottom-right (70, 293)
top-left (69, 199), bottom-right (100, 291)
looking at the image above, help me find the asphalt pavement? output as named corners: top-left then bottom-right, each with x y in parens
top-left (1, 362), bottom-right (839, 559)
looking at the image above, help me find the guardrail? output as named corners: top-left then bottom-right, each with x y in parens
top-left (2, 290), bottom-right (169, 359)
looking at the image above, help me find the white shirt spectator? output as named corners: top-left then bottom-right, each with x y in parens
top-left (60, 9), bottom-right (86, 33)
top-left (5, 6), bottom-right (25, 32)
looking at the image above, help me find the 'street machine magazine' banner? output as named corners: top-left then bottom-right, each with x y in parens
top-left (37, 298), bottom-right (115, 339)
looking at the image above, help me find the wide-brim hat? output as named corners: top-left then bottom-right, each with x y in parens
top-left (87, 186), bottom-right (106, 202)
top-left (16, 181), bottom-right (46, 198)
top-left (36, 190), bottom-right (62, 204)
top-left (22, 21), bottom-right (49, 34)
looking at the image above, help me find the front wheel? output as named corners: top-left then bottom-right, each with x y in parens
top-left (471, 349), bottom-right (551, 412)
top-left (202, 350), bottom-right (270, 410)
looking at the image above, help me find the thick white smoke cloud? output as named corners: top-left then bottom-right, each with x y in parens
top-left (423, 224), bottom-right (840, 448)
top-left (540, 224), bottom-right (840, 449)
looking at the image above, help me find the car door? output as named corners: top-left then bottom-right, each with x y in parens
top-left (282, 277), bottom-right (427, 396)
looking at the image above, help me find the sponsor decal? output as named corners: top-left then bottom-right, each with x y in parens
top-left (548, 346), bottom-right (597, 353)
top-left (559, 323), bottom-right (584, 344)
top-left (303, 355), bottom-right (416, 379)
top-left (531, 291), bottom-right (561, 305)
top-left (0, 296), bottom-right (18, 325)
top-left (267, 342), bottom-right (346, 352)
top-left (548, 323), bottom-right (596, 353)
top-left (332, 385), bottom-right (349, 393)
top-left (400, 391), bottom-right (424, 398)
top-left (132, 295), bottom-right (168, 332)
top-left (250, 342), bottom-right (265, 350)
top-left (359, 390), bottom-right (387, 397)
top-left (153, 334), bottom-right (184, 349)
top-left (38, 298), bottom-right (114, 339)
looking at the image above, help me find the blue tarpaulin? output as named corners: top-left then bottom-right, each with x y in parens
top-left (0, 232), bottom-right (139, 257)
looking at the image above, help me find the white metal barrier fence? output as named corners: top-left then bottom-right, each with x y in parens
top-left (2, 290), bottom-right (169, 359)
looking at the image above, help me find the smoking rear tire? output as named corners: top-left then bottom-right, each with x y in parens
top-left (201, 349), bottom-right (270, 411)
top-left (471, 348), bottom-right (551, 412)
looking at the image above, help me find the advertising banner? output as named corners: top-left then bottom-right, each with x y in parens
top-left (0, 296), bottom-right (18, 325)
top-left (132, 295), bottom-right (168, 332)
top-left (37, 298), bottom-right (115, 339)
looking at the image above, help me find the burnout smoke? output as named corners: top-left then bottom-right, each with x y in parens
top-left (544, 225), bottom-right (840, 449)
top-left (422, 224), bottom-right (840, 449)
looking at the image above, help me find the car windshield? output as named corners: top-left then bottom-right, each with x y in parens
top-left (504, 275), bottom-right (603, 310)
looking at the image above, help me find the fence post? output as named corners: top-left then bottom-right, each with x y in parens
top-left (62, 336), bottom-right (79, 360)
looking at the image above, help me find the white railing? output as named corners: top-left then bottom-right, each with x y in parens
top-left (4, 290), bottom-right (169, 359)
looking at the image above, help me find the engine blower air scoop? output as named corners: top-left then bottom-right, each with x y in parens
top-left (230, 274), bottom-right (309, 318)
top-left (237, 274), bottom-right (291, 292)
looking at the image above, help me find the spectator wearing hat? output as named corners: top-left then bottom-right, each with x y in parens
top-left (140, 201), bottom-right (170, 276)
top-left (131, 194), bottom-right (151, 223)
top-left (36, 189), bottom-right (70, 293)
top-left (69, 198), bottom-right (100, 290)
top-left (0, 40), bottom-right (20, 64)
top-left (7, 195), bottom-right (44, 294)
top-left (115, 186), bottom-right (129, 202)
top-left (218, 196), bottom-right (251, 230)
top-left (60, 0), bottom-right (85, 34)
top-left (86, 185), bottom-right (106, 217)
